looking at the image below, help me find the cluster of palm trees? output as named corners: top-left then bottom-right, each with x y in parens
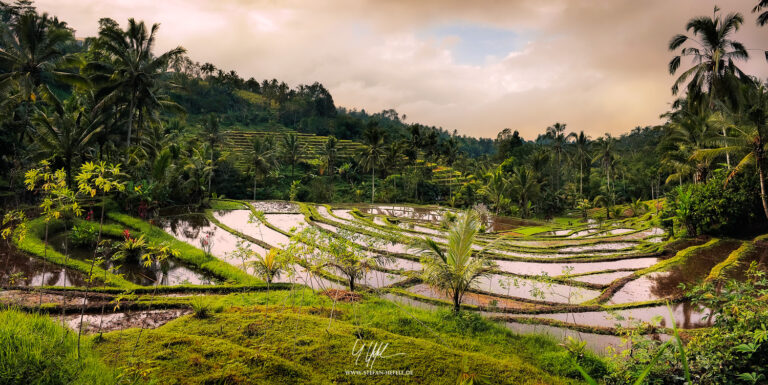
top-left (0, 9), bottom-right (232, 207)
top-left (662, 5), bottom-right (768, 220)
top-left (473, 123), bottom-right (621, 218)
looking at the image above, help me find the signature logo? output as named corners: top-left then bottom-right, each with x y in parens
top-left (350, 339), bottom-right (406, 370)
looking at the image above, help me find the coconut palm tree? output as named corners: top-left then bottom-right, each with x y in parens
top-left (694, 83), bottom-right (768, 220)
top-left (320, 135), bottom-right (338, 176)
top-left (479, 166), bottom-right (508, 215)
top-left (182, 145), bottom-right (212, 205)
top-left (593, 134), bottom-right (616, 194)
top-left (416, 210), bottom-right (496, 312)
top-left (544, 122), bottom-right (575, 192)
top-left (572, 131), bottom-right (592, 197)
top-left (247, 135), bottom-right (279, 200)
top-left (0, 12), bottom-right (85, 103)
top-left (754, 0), bottom-right (768, 27)
top-left (201, 114), bottom-right (222, 196)
top-left (89, 18), bottom-right (186, 152)
top-left (661, 97), bottom-right (720, 183)
top-left (281, 133), bottom-right (305, 179)
top-left (31, 102), bottom-right (101, 187)
top-left (359, 124), bottom-right (386, 203)
top-left (668, 7), bottom-right (749, 97)
top-left (508, 166), bottom-right (540, 218)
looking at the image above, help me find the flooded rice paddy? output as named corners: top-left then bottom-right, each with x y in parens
top-left (142, 202), bottom-right (752, 353)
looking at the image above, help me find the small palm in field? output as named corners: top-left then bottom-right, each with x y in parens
top-left (416, 210), bottom-right (496, 312)
top-left (250, 247), bottom-right (284, 284)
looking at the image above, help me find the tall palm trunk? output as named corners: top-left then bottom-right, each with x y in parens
top-left (757, 147), bottom-right (768, 221)
top-left (371, 166), bottom-right (375, 204)
top-left (126, 93), bottom-right (135, 151)
top-left (208, 151), bottom-right (213, 198)
top-left (452, 289), bottom-right (460, 312)
top-left (253, 176), bottom-right (257, 201)
top-left (579, 162), bottom-right (583, 197)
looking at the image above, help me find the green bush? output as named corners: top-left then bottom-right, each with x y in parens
top-left (68, 223), bottom-right (99, 247)
top-left (0, 309), bottom-right (115, 385)
top-left (661, 170), bottom-right (766, 236)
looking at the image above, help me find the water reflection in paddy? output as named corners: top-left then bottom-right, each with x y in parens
top-left (504, 322), bottom-right (634, 355)
top-left (1, 248), bottom-right (91, 287)
top-left (479, 274), bottom-right (601, 303)
top-left (494, 257), bottom-right (658, 277)
top-left (47, 233), bottom-right (215, 286)
top-left (527, 303), bottom-right (712, 329)
top-left (158, 214), bottom-right (268, 263)
top-left (214, 210), bottom-right (291, 247)
top-left (609, 240), bottom-right (741, 304)
top-left (264, 214), bottom-right (308, 234)
top-left (570, 271), bottom-right (632, 285)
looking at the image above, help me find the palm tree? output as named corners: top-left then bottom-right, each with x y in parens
top-left (0, 12), bottom-right (84, 103)
top-left (281, 133), bottom-right (305, 179)
top-left (592, 194), bottom-right (612, 220)
top-left (201, 114), bottom-right (222, 196)
top-left (320, 135), bottom-right (337, 176)
top-left (479, 166), bottom-right (508, 215)
top-left (31, 102), bottom-right (101, 187)
top-left (247, 135), bottom-right (279, 200)
top-left (359, 124), bottom-right (386, 203)
top-left (662, 97), bottom-right (719, 183)
top-left (544, 122), bottom-right (575, 192)
top-left (416, 210), bottom-right (496, 312)
top-left (593, 134), bottom-right (616, 194)
top-left (694, 83), bottom-right (768, 220)
top-left (572, 131), bottom-right (592, 197)
top-left (668, 7), bottom-right (749, 97)
top-left (182, 146), bottom-right (212, 205)
top-left (89, 18), bottom-right (186, 152)
top-left (0, 11), bottom-right (86, 150)
top-left (508, 166), bottom-right (540, 218)
top-left (250, 248), bottom-right (283, 284)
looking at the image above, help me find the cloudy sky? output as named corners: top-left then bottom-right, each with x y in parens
top-left (35, 0), bottom-right (768, 139)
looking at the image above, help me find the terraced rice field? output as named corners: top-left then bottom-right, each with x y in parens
top-left (155, 200), bottom-right (748, 354)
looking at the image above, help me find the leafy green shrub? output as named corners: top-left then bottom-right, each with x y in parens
top-left (661, 170), bottom-right (766, 236)
top-left (68, 223), bottom-right (99, 247)
top-left (0, 308), bottom-right (115, 384)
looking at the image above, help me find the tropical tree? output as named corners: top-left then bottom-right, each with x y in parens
top-left (479, 166), bottom-right (508, 215)
top-left (250, 248), bottom-right (284, 285)
top-left (755, 0), bottom-right (768, 25)
top-left (593, 134), bottom-right (617, 194)
top-left (0, 12), bottom-right (83, 104)
top-left (246, 135), bottom-right (279, 200)
top-left (661, 97), bottom-right (719, 183)
top-left (31, 102), bottom-right (101, 187)
top-left (200, 114), bottom-right (222, 196)
top-left (415, 210), bottom-right (496, 312)
top-left (359, 124), bottom-right (386, 203)
top-left (544, 122), bottom-right (575, 192)
top-left (668, 6), bottom-right (749, 98)
top-left (571, 131), bottom-right (591, 197)
top-left (320, 135), bottom-right (337, 176)
top-left (695, 84), bottom-right (768, 220)
top-left (89, 18), bottom-right (186, 152)
top-left (508, 166), bottom-right (540, 218)
top-left (281, 133), bottom-right (305, 178)
top-left (182, 145), bottom-right (212, 205)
